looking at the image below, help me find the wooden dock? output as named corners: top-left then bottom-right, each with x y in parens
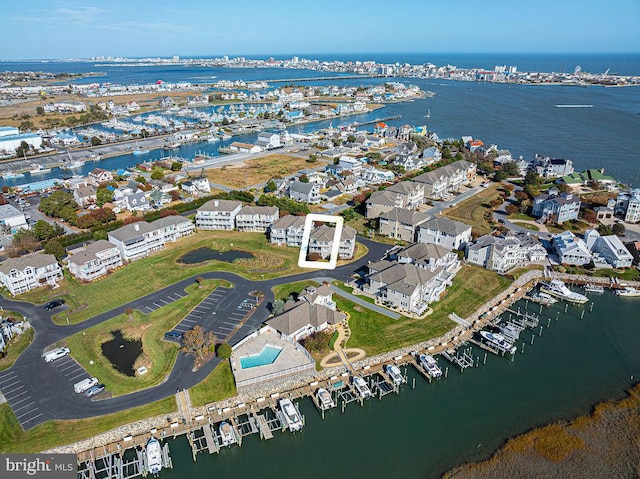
top-left (254, 413), bottom-right (273, 440)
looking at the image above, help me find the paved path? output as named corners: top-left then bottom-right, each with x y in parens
top-left (0, 237), bottom-right (389, 428)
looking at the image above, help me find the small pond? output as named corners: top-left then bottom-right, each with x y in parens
top-left (101, 330), bottom-right (143, 377)
top-left (178, 247), bottom-right (255, 264)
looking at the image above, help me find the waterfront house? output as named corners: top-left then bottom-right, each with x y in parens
top-left (0, 253), bottom-right (63, 296)
top-left (530, 154), bottom-right (574, 178)
top-left (108, 216), bottom-right (194, 262)
top-left (288, 181), bottom-right (321, 204)
top-left (270, 215), bottom-right (306, 246)
top-left (551, 231), bottom-right (593, 266)
top-left (72, 185), bottom-right (97, 208)
top-left (195, 199), bottom-right (243, 230)
top-left (0, 204), bottom-right (28, 234)
top-left (412, 160), bottom-right (477, 200)
top-left (66, 240), bottom-right (123, 281)
top-left (584, 229), bottom-right (633, 269)
top-left (532, 191), bottom-right (581, 224)
top-left (236, 206), bottom-right (279, 232)
top-left (615, 189), bottom-right (640, 224)
top-left (88, 168), bottom-right (113, 185)
top-left (417, 216), bottom-right (472, 250)
top-left (228, 142), bottom-right (261, 154)
top-left (307, 224), bottom-right (357, 260)
top-left (255, 132), bottom-right (281, 150)
top-left (466, 233), bottom-right (547, 273)
top-left (378, 207), bottom-right (430, 242)
top-left (266, 284), bottom-right (346, 341)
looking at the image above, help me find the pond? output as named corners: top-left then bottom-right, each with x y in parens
top-left (178, 247), bottom-right (255, 264)
top-left (101, 330), bottom-right (143, 377)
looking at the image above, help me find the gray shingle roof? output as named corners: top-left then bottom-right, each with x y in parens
top-left (419, 216), bottom-right (471, 236)
top-left (380, 207), bottom-right (430, 226)
top-left (198, 199), bottom-right (243, 212)
top-left (67, 240), bottom-right (117, 267)
top-left (0, 253), bottom-right (58, 274)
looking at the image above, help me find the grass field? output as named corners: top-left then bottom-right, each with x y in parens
top-left (513, 222), bottom-right (540, 231)
top-left (206, 154), bottom-right (322, 189)
top-left (189, 361), bottom-right (237, 407)
top-left (443, 184), bottom-right (501, 236)
top-left (0, 328), bottom-right (33, 372)
top-left (347, 265), bottom-right (512, 355)
top-left (16, 230), bottom-right (314, 324)
top-left (64, 280), bottom-right (227, 396)
top-left (0, 397), bottom-right (175, 453)
top-left (272, 280), bottom-right (317, 302)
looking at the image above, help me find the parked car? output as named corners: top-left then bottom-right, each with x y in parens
top-left (164, 331), bottom-right (183, 342)
top-left (42, 347), bottom-right (70, 363)
top-left (84, 384), bottom-right (106, 398)
top-left (45, 298), bottom-right (66, 310)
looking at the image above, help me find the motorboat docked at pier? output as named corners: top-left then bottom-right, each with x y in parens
top-left (352, 376), bottom-right (372, 399)
top-left (218, 421), bottom-right (237, 446)
top-left (145, 437), bottom-right (163, 475)
top-left (385, 364), bottom-right (405, 386)
top-left (1, 172), bottom-right (25, 179)
top-left (616, 286), bottom-right (640, 297)
top-left (539, 280), bottom-right (589, 304)
top-left (479, 330), bottom-right (517, 354)
top-left (279, 398), bottom-right (304, 432)
top-left (316, 388), bottom-right (336, 410)
top-left (496, 323), bottom-right (521, 342)
top-left (28, 164), bottom-right (51, 174)
top-left (529, 291), bottom-right (558, 305)
top-left (584, 284), bottom-right (605, 293)
top-left (132, 147), bottom-right (150, 155)
top-left (419, 354), bottom-right (443, 379)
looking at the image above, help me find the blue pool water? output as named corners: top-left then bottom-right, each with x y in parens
top-left (240, 345), bottom-right (283, 369)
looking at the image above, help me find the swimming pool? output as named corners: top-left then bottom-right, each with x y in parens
top-left (240, 345), bottom-right (283, 369)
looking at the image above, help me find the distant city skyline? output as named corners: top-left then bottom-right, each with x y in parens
top-left (2, 0), bottom-right (639, 60)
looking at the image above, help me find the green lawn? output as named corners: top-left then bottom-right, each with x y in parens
top-left (0, 397), bottom-right (175, 453)
top-left (333, 282), bottom-right (377, 305)
top-left (16, 231), bottom-right (314, 325)
top-left (509, 213), bottom-right (537, 221)
top-left (347, 265), bottom-right (512, 356)
top-left (189, 361), bottom-right (237, 407)
top-left (443, 184), bottom-right (501, 236)
top-left (513, 222), bottom-right (540, 231)
top-left (272, 280), bottom-right (317, 302)
top-left (0, 329), bottom-right (33, 372)
top-left (65, 280), bottom-right (228, 396)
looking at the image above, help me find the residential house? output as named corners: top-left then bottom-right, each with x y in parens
top-left (266, 284), bottom-right (346, 341)
top-left (615, 189), bottom-right (640, 224)
top-left (73, 185), bottom-right (97, 208)
top-left (365, 181), bottom-right (424, 219)
top-left (228, 142), bottom-right (261, 154)
top-left (466, 233), bottom-right (547, 273)
top-left (307, 225), bottom-right (357, 260)
top-left (66, 240), bottom-right (123, 281)
top-left (530, 154), bottom-right (574, 178)
top-left (88, 168), bottom-right (113, 185)
top-left (270, 215), bottom-right (306, 246)
top-left (551, 231), bottom-right (593, 266)
top-left (532, 191), bottom-right (581, 224)
top-left (254, 132), bottom-right (281, 150)
top-left (422, 146), bottom-right (442, 165)
top-left (412, 160), bottom-right (477, 199)
top-left (394, 153), bottom-right (425, 171)
top-left (378, 208), bottom-right (430, 242)
top-left (236, 206), bottom-right (279, 232)
top-left (391, 242), bottom-right (460, 273)
top-left (417, 216), bottom-right (472, 250)
top-left (108, 216), bottom-right (194, 261)
top-left (338, 156), bottom-right (363, 174)
top-left (0, 253), bottom-right (63, 296)
top-left (584, 229), bottom-right (633, 268)
top-left (288, 181), bottom-right (321, 204)
top-left (115, 192), bottom-right (150, 212)
top-left (181, 177), bottom-right (211, 197)
top-left (359, 166), bottom-right (395, 184)
top-left (0, 204), bottom-right (28, 234)
top-left (195, 199), bottom-right (242, 230)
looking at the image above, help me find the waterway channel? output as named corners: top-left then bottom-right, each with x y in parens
top-left (156, 291), bottom-right (639, 478)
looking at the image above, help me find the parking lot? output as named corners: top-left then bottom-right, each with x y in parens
top-left (139, 291), bottom-right (186, 313)
top-left (166, 286), bottom-right (259, 342)
top-left (0, 369), bottom-right (44, 429)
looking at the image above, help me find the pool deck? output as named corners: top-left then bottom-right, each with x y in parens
top-left (230, 326), bottom-right (315, 388)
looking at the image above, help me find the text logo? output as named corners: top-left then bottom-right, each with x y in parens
top-left (1, 455), bottom-right (76, 479)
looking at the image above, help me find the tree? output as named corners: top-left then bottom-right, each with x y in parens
top-left (597, 224), bottom-right (613, 236)
top-left (90, 136), bottom-right (102, 146)
top-left (171, 161), bottom-right (183, 172)
top-left (265, 180), bottom-right (277, 193)
top-left (271, 299), bottom-right (285, 316)
top-left (124, 308), bottom-right (133, 322)
top-left (612, 223), bottom-right (626, 236)
top-left (341, 208), bottom-right (357, 222)
top-left (505, 204), bottom-right (518, 216)
top-left (32, 220), bottom-right (56, 241)
top-left (195, 276), bottom-right (204, 287)
top-left (135, 175), bottom-right (147, 185)
top-left (502, 161), bottom-right (521, 177)
top-left (93, 229), bottom-right (108, 241)
top-left (582, 209), bottom-right (598, 224)
top-left (299, 174), bottom-right (309, 183)
top-left (36, 106), bottom-right (45, 116)
top-left (19, 120), bottom-right (34, 132)
top-left (494, 170), bottom-right (509, 182)
top-left (39, 191), bottom-right (78, 218)
top-left (15, 141), bottom-right (30, 158)
top-left (307, 154), bottom-right (317, 163)
top-left (150, 169), bottom-right (165, 181)
top-left (8, 230), bottom-right (40, 257)
top-left (347, 134), bottom-right (356, 143)
top-left (216, 342), bottom-right (232, 359)
top-left (169, 190), bottom-right (181, 201)
top-left (43, 239), bottom-right (66, 260)
top-left (181, 325), bottom-right (216, 360)
top-left (96, 187), bottom-right (113, 207)
top-left (524, 171), bottom-right (541, 186)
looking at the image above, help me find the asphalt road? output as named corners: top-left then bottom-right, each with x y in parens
top-left (0, 237), bottom-right (388, 429)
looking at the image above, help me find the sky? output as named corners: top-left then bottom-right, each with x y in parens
top-left (1, 0), bottom-right (639, 60)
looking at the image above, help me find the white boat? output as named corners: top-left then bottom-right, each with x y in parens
top-left (529, 291), bottom-right (558, 304)
top-left (497, 323), bottom-right (521, 342)
top-left (419, 354), bottom-right (442, 379)
top-left (132, 147), bottom-right (150, 156)
top-left (279, 398), bottom-right (304, 432)
top-left (616, 287), bottom-right (640, 297)
top-left (385, 364), bottom-right (405, 386)
top-left (220, 133), bottom-right (232, 140)
top-left (2, 172), bottom-right (25, 179)
top-left (584, 283), bottom-right (605, 293)
top-left (207, 136), bottom-right (219, 143)
top-left (479, 330), bottom-right (517, 354)
top-left (145, 437), bottom-right (162, 475)
top-left (61, 159), bottom-right (84, 170)
top-left (539, 280), bottom-right (589, 304)
top-left (28, 164), bottom-right (51, 175)
top-left (316, 388), bottom-right (336, 410)
top-left (218, 421), bottom-right (237, 446)
top-left (352, 376), bottom-right (372, 399)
